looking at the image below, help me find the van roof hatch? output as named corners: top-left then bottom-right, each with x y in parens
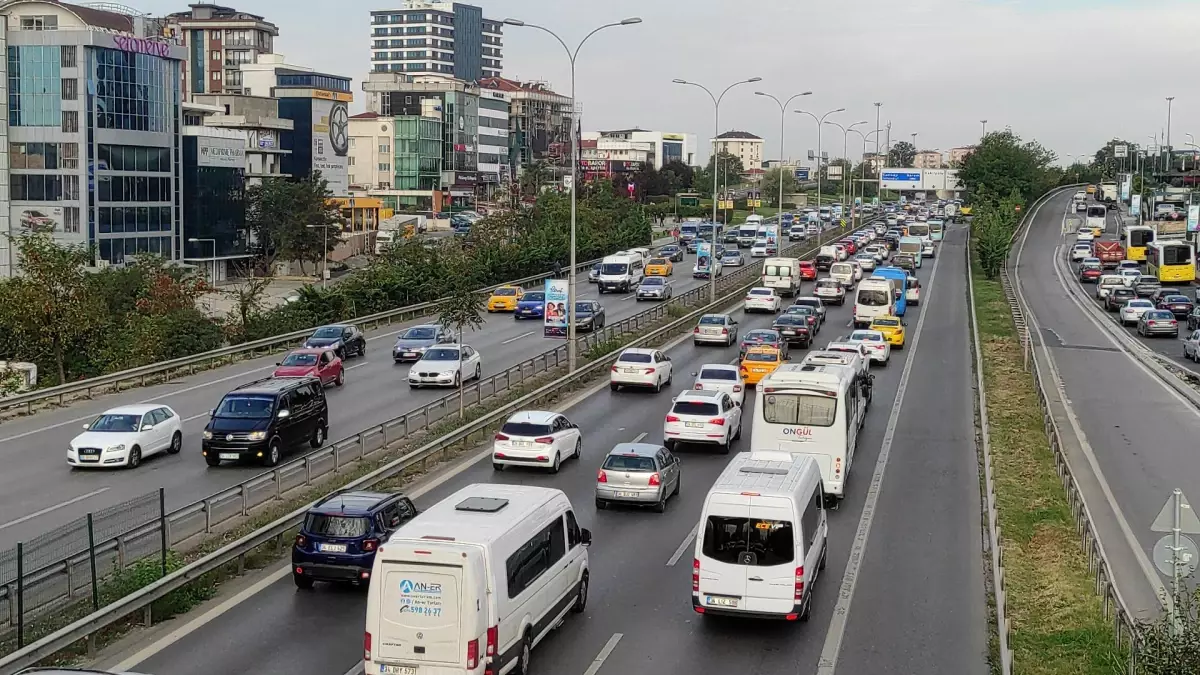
top-left (454, 496), bottom-right (509, 513)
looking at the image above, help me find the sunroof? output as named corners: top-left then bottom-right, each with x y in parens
top-left (455, 496), bottom-right (509, 513)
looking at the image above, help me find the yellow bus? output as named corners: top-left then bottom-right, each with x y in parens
top-left (1121, 225), bottom-right (1155, 262)
top-left (1146, 240), bottom-right (1196, 284)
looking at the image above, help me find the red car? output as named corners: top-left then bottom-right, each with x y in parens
top-left (839, 239), bottom-right (857, 255)
top-left (274, 348), bottom-right (345, 387)
top-left (799, 260), bottom-right (818, 281)
top-left (1079, 267), bottom-right (1102, 283)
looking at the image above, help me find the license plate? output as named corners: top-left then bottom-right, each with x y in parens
top-left (380, 666), bottom-right (417, 675)
top-left (218, 453), bottom-right (239, 460)
top-left (403, 352), bottom-right (417, 357)
top-left (513, 441), bottom-right (534, 448)
top-left (685, 422), bottom-right (704, 428)
top-left (706, 595), bottom-right (739, 607)
top-left (623, 368), bottom-right (640, 374)
top-left (318, 542), bottom-right (348, 553)
top-left (782, 330), bottom-right (796, 335)
top-left (615, 491), bottom-right (638, 498)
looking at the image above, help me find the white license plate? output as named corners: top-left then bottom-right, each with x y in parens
top-left (218, 453), bottom-right (239, 460)
top-left (403, 352), bottom-right (417, 357)
top-left (318, 542), bottom-right (348, 553)
top-left (623, 368), bottom-right (640, 374)
top-left (706, 595), bottom-right (739, 607)
top-left (685, 422), bottom-right (704, 428)
top-left (380, 666), bottom-right (418, 675)
top-left (512, 441), bottom-right (534, 448)
top-left (615, 491), bottom-right (638, 498)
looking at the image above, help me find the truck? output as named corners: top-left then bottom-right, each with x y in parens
top-left (1093, 240), bottom-right (1125, 268)
top-left (1100, 182), bottom-right (1119, 203)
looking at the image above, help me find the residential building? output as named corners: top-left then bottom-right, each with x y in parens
top-left (477, 86), bottom-right (508, 184)
top-left (582, 128), bottom-right (696, 169)
top-left (160, 3), bottom-right (277, 99)
top-left (347, 111), bottom-right (395, 190)
top-left (240, 53), bottom-right (352, 195)
top-left (861, 152), bottom-right (885, 172)
top-left (0, 0), bottom-right (186, 276)
top-left (369, 0), bottom-right (501, 81)
top-left (191, 93), bottom-right (293, 186)
top-left (181, 102), bottom-right (246, 282)
top-left (712, 131), bottom-right (764, 170)
top-left (480, 75), bottom-right (572, 169)
top-left (579, 137), bottom-right (650, 179)
top-left (948, 146), bottom-right (974, 166)
top-left (914, 150), bottom-right (944, 169)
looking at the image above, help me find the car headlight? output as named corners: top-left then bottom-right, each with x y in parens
top-left (247, 431), bottom-right (267, 441)
top-left (439, 370), bottom-right (456, 377)
top-left (105, 444), bottom-right (126, 453)
top-left (203, 430), bottom-right (213, 440)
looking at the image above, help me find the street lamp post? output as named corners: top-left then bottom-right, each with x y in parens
top-left (795, 108), bottom-right (844, 218)
top-left (1166, 96), bottom-right (1175, 157)
top-left (187, 237), bottom-right (216, 285)
top-left (826, 120), bottom-right (867, 219)
top-left (873, 102), bottom-right (883, 158)
top-left (980, 119), bottom-right (987, 138)
top-left (755, 90), bottom-right (812, 216)
top-left (674, 76), bottom-right (762, 303)
top-left (851, 128), bottom-right (880, 214)
top-left (504, 16), bottom-right (642, 372)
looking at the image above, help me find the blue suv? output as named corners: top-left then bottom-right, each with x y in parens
top-left (292, 490), bottom-right (418, 589)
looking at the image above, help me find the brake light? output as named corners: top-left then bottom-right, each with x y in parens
top-left (695, 383), bottom-right (704, 390)
top-left (709, 418), bottom-right (726, 426)
top-left (364, 632), bottom-right (372, 661)
top-left (666, 414), bottom-right (681, 422)
top-left (693, 558), bottom-right (700, 590)
top-left (494, 433), bottom-right (510, 441)
top-left (694, 327), bottom-right (701, 333)
top-left (362, 539), bottom-right (380, 552)
top-left (597, 469), bottom-right (608, 483)
top-left (611, 365), bottom-right (619, 372)
top-left (721, 328), bottom-right (729, 334)
top-left (535, 437), bottom-right (555, 444)
top-left (795, 566), bottom-right (805, 601)
top-left (295, 534), bottom-right (306, 547)
top-left (487, 625), bottom-right (498, 657)
top-left (1149, 321), bottom-right (1157, 326)
top-left (644, 367), bottom-right (656, 374)
top-left (467, 638), bottom-right (480, 669)
top-left (649, 472), bottom-right (661, 486)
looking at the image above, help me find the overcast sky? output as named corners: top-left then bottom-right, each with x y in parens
top-left (174, 0), bottom-right (1200, 165)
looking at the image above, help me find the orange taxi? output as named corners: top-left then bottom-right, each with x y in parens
top-left (487, 285), bottom-right (524, 312)
top-left (739, 345), bottom-right (784, 386)
top-left (645, 257), bottom-right (673, 277)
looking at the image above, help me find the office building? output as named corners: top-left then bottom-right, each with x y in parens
top-left (181, 103), bottom-right (246, 282)
top-left (477, 86), bottom-right (508, 184)
top-left (160, 3), bottom-right (277, 99)
top-left (347, 111), bottom-right (396, 191)
top-left (369, 1), bottom-right (501, 81)
top-left (0, 0), bottom-right (185, 276)
top-left (581, 129), bottom-right (696, 170)
top-left (190, 93), bottom-right (293, 186)
top-left (914, 150), bottom-right (944, 169)
top-left (241, 53), bottom-right (353, 195)
top-left (480, 75), bottom-right (571, 168)
top-left (712, 131), bottom-right (763, 169)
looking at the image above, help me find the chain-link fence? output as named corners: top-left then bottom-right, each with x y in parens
top-left (0, 489), bottom-right (165, 647)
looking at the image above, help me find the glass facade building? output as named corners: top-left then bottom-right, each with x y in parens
top-left (181, 136), bottom-right (247, 260)
top-left (92, 48), bottom-right (174, 132)
top-left (7, 45), bottom-right (61, 126)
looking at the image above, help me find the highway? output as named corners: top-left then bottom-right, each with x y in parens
top-left (96, 223), bottom-right (988, 675)
top-left (1014, 190), bottom-right (1200, 613)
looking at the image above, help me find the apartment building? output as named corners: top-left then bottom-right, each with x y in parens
top-left (369, 0), bottom-right (501, 81)
top-left (161, 3), bottom-right (278, 99)
top-left (914, 150), bottom-right (944, 169)
top-left (712, 131), bottom-right (763, 170)
top-left (479, 75), bottom-right (571, 168)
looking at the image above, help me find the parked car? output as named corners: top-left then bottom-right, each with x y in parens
top-left (292, 490), bottom-right (418, 588)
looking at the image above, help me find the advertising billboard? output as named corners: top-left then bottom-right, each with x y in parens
top-left (197, 136), bottom-right (246, 169)
top-left (12, 205), bottom-right (62, 232)
top-left (1131, 194), bottom-right (1142, 217)
top-left (1189, 205), bottom-right (1200, 233)
top-left (879, 168), bottom-right (923, 190)
top-left (1119, 175), bottom-right (1131, 201)
top-left (311, 98), bottom-right (350, 195)
top-left (1115, 145), bottom-right (1128, 159)
top-left (543, 278), bottom-right (569, 338)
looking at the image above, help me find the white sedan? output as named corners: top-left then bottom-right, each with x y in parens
top-left (68, 404), bottom-right (183, 469)
top-left (1070, 243), bottom-right (1092, 261)
top-left (848, 329), bottom-right (891, 365)
top-left (408, 343), bottom-right (482, 388)
top-left (744, 287), bottom-right (781, 313)
top-left (1119, 299), bottom-right (1156, 326)
top-left (610, 347), bottom-right (673, 392)
top-left (691, 363), bottom-right (745, 407)
top-left (492, 410), bottom-right (582, 473)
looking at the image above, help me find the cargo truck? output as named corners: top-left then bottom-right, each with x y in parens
top-left (1093, 240), bottom-right (1124, 268)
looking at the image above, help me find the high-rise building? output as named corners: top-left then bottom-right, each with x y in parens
top-left (477, 87), bottom-right (508, 184)
top-left (0, 0), bottom-right (185, 276)
top-left (160, 3), bottom-right (278, 99)
top-left (369, 1), bottom-right (501, 81)
top-left (479, 76), bottom-right (571, 169)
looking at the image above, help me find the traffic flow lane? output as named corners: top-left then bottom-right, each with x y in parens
top-left (0, 266), bottom-right (718, 549)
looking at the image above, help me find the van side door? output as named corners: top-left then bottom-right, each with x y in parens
top-left (800, 488), bottom-right (825, 594)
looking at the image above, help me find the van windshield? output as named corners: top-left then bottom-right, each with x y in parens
top-left (702, 516), bottom-right (795, 566)
top-left (304, 514), bottom-right (369, 538)
top-left (215, 395), bottom-right (275, 418)
top-left (601, 263), bottom-right (629, 275)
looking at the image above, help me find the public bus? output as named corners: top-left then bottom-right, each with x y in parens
top-left (1146, 241), bottom-right (1196, 284)
top-left (1121, 225), bottom-right (1155, 262)
top-left (1085, 205), bottom-right (1108, 234)
top-left (928, 219), bottom-right (944, 242)
top-left (905, 222), bottom-right (930, 239)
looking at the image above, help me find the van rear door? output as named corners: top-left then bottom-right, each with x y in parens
top-left (744, 495), bottom-right (799, 614)
top-left (375, 550), bottom-right (476, 668)
top-left (697, 493), bottom-right (750, 608)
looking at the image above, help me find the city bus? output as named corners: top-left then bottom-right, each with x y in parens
top-left (928, 219), bottom-right (944, 242)
top-left (906, 222), bottom-right (930, 239)
top-left (1121, 225), bottom-right (1155, 262)
top-left (1085, 205), bottom-right (1108, 234)
top-left (1146, 241), bottom-right (1196, 284)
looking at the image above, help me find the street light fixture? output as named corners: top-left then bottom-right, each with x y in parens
top-left (794, 108), bottom-right (844, 216)
top-left (755, 90), bottom-right (811, 217)
top-left (825, 120), bottom-right (867, 215)
top-left (504, 16), bottom-right (642, 372)
top-left (674, 76), bottom-right (762, 304)
top-left (187, 237), bottom-right (216, 285)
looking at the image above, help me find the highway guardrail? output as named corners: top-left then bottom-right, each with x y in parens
top-left (0, 238), bottom-right (677, 418)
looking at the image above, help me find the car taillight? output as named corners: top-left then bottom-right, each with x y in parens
top-left (494, 433), bottom-right (510, 441)
top-left (295, 534), bottom-right (306, 547)
top-left (694, 326), bottom-right (701, 333)
top-left (795, 566), bottom-right (805, 601)
top-left (644, 367), bottom-right (656, 374)
top-left (486, 624), bottom-right (498, 658)
top-left (535, 436), bottom-right (554, 444)
top-left (611, 365), bottom-right (619, 372)
top-left (364, 632), bottom-right (372, 661)
top-left (693, 558), bottom-right (701, 591)
top-left (709, 418), bottom-right (726, 426)
top-left (597, 469), bottom-right (608, 483)
top-left (362, 538), bottom-right (380, 552)
top-left (733, 385), bottom-right (743, 392)
top-left (648, 472), bottom-right (661, 486)
top-left (666, 414), bottom-right (681, 422)
top-left (1172, 320), bottom-right (1178, 325)
top-left (695, 383), bottom-right (704, 390)
top-left (721, 328), bottom-right (729, 334)
top-left (1149, 321), bottom-right (1157, 326)
top-left (467, 638), bottom-right (480, 669)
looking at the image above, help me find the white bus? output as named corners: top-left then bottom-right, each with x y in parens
top-left (1086, 205), bottom-right (1108, 234)
top-left (752, 363), bottom-right (869, 498)
top-left (853, 277), bottom-right (895, 327)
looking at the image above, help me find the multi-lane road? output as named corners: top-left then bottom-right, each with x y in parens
top-left (94, 222), bottom-right (989, 675)
top-left (1015, 191), bottom-right (1200, 613)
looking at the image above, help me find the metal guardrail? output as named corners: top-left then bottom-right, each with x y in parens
top-left (0, 240), bottom-right (676, 418)
top-left (997, 185), bottom-right (1142, 672)
top-left (0, 220), bottom-right (876, 673)
top-left (0, 224), bottom-right (865, 650)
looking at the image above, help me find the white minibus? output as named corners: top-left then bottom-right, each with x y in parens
top-left (854, 277), bottom-right (894, 327)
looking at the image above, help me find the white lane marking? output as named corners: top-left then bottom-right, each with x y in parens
top-left (666, 525), bottom-right (697, 566)
top-left (347, 362), bottom-right (372, 370)
top-left (182, 411), bottom-right (209, 423)
top-left (630, 432), bottom-right (647, 443)
top-left (622, 293), bottom-right (636, 301)
top-left (582, 633), bottom-right (624, 675)
top-left (502, 331), bottom-right (536, 345)
top-left (815, 229), bottom-right (945, 675)
top-left (0, 487), bottom-right (111, 531)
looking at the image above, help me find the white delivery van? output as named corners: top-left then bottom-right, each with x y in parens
top-left (829, 261), bottom-right (858, 289)
top-left (762, 257), bottom-right (802, 297)
top-left (692, 453), bottom-right (828, 621)
top-left (365, 484), bottom-right (591, 675)
top-left (738, 224), bottom-right (761, 248)
top-left (627, 247), bottom-right (652, 265)
top-left (752, 363), bottom-right (869, 498)
top-left (597, 253), bottom-right (644, 293)
top-left (854, 277), bottom-right (895, 327)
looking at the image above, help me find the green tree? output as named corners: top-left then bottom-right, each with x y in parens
top-left (957, 130), bottom-right (1057, 208)
top-left (519, 160), bottom-right (555, 197)
top-left (660, 160), bottom-right (694, 193)
top-left (1092, 138), bottom-right (1138, 179)
top-left (972, 190), bottom-right (1025, 279)
top-left (435, 246), bottom-right (485, 418)
top-left (708, 151), bottom-right (745, 187)
top-left (759, 167), bottom-right (799, 207)
top-left (246, 175), bottom-right (341, 275)
top-left (223, 262), bottom-right (273, 342)
top-left (887, 141), bottom-right (917, 168)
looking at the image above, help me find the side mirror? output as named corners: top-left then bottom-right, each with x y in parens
top-left (209, 409), bottom-right (216, 417)
top-left (141, 424), bottom-right (154, 431)
top-left (580, 528), bottom-right (593, 546)
top-left (275, 362), bottom-right (281, 366)
top-left (82, 423), bottom-right (90, 430)
top-left (277, 409), bottom-right (290, 419)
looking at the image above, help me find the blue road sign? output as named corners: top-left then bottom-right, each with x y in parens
top-left (794, 168), bottom-right (811, 180)
top-left (881, 171), bottom-right (921, 182)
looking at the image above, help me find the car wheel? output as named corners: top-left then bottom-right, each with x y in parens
top-left (294, 574), bottom-right (314, 590)
top-left (574, 438), bottom-right (582, 460)
top-left (263, 439), bottom-right (282, 467)
top-left (310, 423), bottom-right (326, 449)
top-left (572, 572), bottom-right (589, 614)
top-left (652, 494), bottom-right (667, 513)
top-left (127, 446), bottom-right (141, 469)
top-left (610, 383), bottom-right (620, 392)
top-left (335, 369), bottom-right (345, 387)
top-left (453, 372), bottom-right (461, 388)
top-left (733, 420), bottom-right (742, 440)
top-left (167, 431), bottom-right (183, 455)
top-left (205, 453), bottom-right (221, 467)
top-left (654, 376), bottom-right (663, 394)
top-left (474, 364), bottom-right (481, 381)
top-left (550, 452), bottom-right (561, 474)
top-left (595, 498), bottom-right (607, 510)
top-left (514, 633), bottom-right (532, 675)
top-left (359, 340), bottom-right (367, 356)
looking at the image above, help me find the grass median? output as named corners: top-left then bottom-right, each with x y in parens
top-left (970, 256), bottom-right (1125, 674)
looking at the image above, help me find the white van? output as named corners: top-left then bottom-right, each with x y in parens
top-left (854, 277), bottom-right (894, 327)
top-left (597, 253), bottom-right (644, 293)
top-left (762, 257), bottom-right (802, 297)
top-left (692, 453), bottom-right (828, 621)
top-left (829, 261), bottom-right (858, 289)
top-left (737, 224), bottom-right (760, 248)
top-left (365, 484), bottom-right (591, 675)
top-left (751, 363), bottom-right (869, 498)
top-left (905, 275), bottom-right (921, 306)
top-left (627, 247), bottom-right (652, 265)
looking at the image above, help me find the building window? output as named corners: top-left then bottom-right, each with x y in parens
top-left (378, 163), bottom-right (390, 171)
top-left (225, 70), bottom-right (242, 86)
top-left (61, 77), bottom-right (77, 100)
top-left (7, 46), bottom-right (62, 126)
top-left (97, 145), bottom-right (171, 172)
top-left (379, 142), bottom-right (390, 153)
top-left (348, 173), bottom-right (355, 184)
top-left (347, 156), bottom-right (355, 166)
top-left (92, 48), bottom-right (174, 133)
top-left (212, 71), bottom-right (220, 80)
top-left (20, 15), bottom-right (57, 30)
top-left (225, 50), bottom-right (253, 66)
top-left (224, 29), bottom-right (254, 47)
top-left (60, 45), bottom-right (76, 68)
top-left (210, 50), bottom-right (220, 61)
top-left (10, 174), bottom-right (65, 200)
top-left (63, 207), bottom-right (80, 233)
top-left (10, 142), bottom-right (79, 169)
top-left (61, 110), bottom-right (77, 132)
top-left (97, 175), bottom-right (173, 203)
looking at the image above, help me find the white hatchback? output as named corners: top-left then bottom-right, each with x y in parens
top-left (848, 329), bottom-right (891, 365)
top-left (492, 410), bottom-right (582, 473)
top-left (744, 287), bottom-right (781, 313)
top-left (68, 404), bottom-right (183, 469)
top-left (610, 347), bottom-right (674, 392)
top-left (691, 363), bottom-right (745, 407)
top-left (663, 389), bottom-right (742, 453)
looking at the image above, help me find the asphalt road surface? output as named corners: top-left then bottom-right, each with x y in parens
top-left (97, 223), bottom-right (988, 675)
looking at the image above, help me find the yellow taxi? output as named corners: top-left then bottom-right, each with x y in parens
top-left (740, 345), bottom-right (784, 386)
top-left (487, 285), bottom-right (524, 312)
top-left (869, 315), bottom-right (906, 349)
top-left (645, 257), bottom-right (673, 277)
top-left (1089, 223), bottom-right (1104, 237)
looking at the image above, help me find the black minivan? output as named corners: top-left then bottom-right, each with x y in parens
top-left (202, 377), bottom-right (329, 467)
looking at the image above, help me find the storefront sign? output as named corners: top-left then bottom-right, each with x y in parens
top-left (313, 90), bottom-right (354, 102)
top-left (113, 36), bottom-right (170, 57)
top-left (197, 137), bottom-right (246, 168)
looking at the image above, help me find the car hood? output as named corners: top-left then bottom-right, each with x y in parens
top-left (305, 337), bottom-right (341, 348)
top-left (394, 337), bottom-right (437, 349)
top-left (274, 365), bottom-right (318, 377)
top-left (207, 416), bottom-right (271, 433)
top-left (71, 430), bottom-right (139, 448)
